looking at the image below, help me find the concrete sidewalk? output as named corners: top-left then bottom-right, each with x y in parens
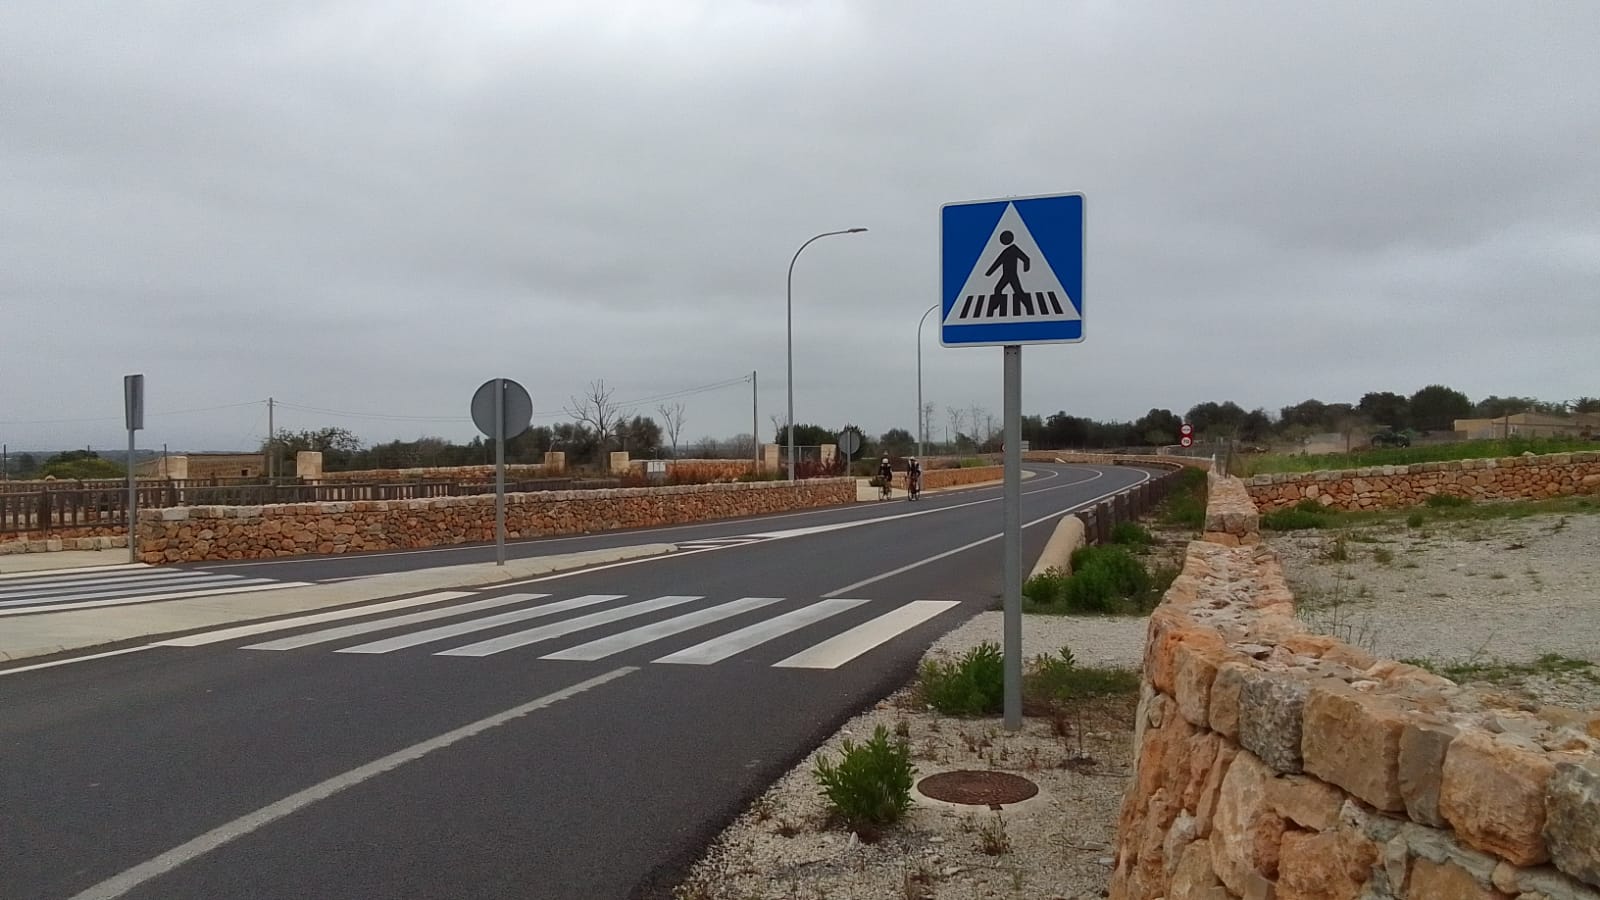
top-left (0, 549), bottom-right (142, 577)
top-left (0, 543), bottom-right (675, 664)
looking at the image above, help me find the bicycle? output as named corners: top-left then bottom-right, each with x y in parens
top-left (878, 476), bottom-right (893, 501)
top-left (907, 471), bottom-right (921, 501)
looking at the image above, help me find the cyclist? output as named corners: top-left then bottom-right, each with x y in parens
top-left (906, 456), bottom-right (923, 501)
top-left (877, 454), bottom-right (894, 500)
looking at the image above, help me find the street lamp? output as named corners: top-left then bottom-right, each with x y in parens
top-left (787, 227), bottom-right (868, 481)
top-left (916, 303), bottom-right (938, 457)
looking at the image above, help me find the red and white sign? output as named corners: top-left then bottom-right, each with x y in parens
top-left (1180, 435), bottom-right (1193, 448)
top-left (1179, 423), bottom-right (1193, 437)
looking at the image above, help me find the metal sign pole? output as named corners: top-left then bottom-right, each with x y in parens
top-left (494, 378), bottom-right (507, 566)
top-left (124, 374), bottom-right (144, 564)
top-left (1002, 345), bottom-right (1023, 730)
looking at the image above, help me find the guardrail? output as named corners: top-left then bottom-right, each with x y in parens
top-left (0, 477), bottom-right (622, 534)
top-left (1075, 465), bottom-right (1188, 545)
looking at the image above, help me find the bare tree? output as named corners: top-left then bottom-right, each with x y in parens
top-left (658, 402), bottom-right (687, 459)
top-left (968, 403), bottom-right (987, 444)
top-left (921, 401), bottom-right (937, 449)
top-left (566, 380), bottom-right (625, 455)
top-left (694, 435), bottom-right (722, 458)
top-left (946, 406), bottom-right (965, 450)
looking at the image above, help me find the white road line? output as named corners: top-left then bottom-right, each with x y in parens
top-left (0, 645), bottom-right (156, 678)
top-left (773, 600), bottom-right (960, 669)
top-left (821, 471), bottom-right (1153, 597)
top-left (0, 563), bottom-right (149, 582)
top-left (655, 598), bottom-right (868, 665)
top-left (0, 569), bottom-right (225, 594)
top-left (337, 594), bottom-right (622, 654)
top-left (0, 573), bottom-right (250, 604)
top-left (242, 594), bottom-right (549, 651)
top-left (64, 667), bottom-right (636, 900)
top-left (155, 591), bottom-right (478, 647)
top-left (439, 595), bottom-right (703, 658)
top-left (539, 597), bottom-right (781, 661)
top-left (0, 581), bottom-right (311, 617)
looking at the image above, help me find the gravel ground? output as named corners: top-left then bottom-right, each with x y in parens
top-left (675, 510), bottom-right (1600, 896)
top-left (1269, 509), bottom-right (1600, 709)
top-left (675, 607), bottom-right (1141, 900)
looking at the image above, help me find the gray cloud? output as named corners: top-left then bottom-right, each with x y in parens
top-left (3, 1), bottom-right (1596, 454)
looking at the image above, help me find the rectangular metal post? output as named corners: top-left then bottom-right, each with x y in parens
top-left (1002, 345), bottom-right (1022, 731)
top-left (494, 378), bottom-right (506, 566)
top-left (127, 426), bottom-right (137, 563)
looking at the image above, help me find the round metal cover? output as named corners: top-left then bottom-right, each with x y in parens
top-left (916, 770), bottom-right (1038, 807)
top-left (838, 430), bottom-right (862, 456)
top-left (471, 378), bottom-right (533, 439)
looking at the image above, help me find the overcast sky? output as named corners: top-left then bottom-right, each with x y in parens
top-left (4, 1), bottom-right (1597, 453)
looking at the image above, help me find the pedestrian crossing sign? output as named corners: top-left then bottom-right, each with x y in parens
top-left (940, 192), bottom-right (1084, 347)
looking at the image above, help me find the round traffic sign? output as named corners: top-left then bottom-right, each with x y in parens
top-left (838, 429), bottom-right (862, 456)
top-left (1180, 435), bottom-right (1193, 448)
top-left (1180, 423), bottom-right (1193, 437)
top-left (471, 378), bottom-right (534, 439)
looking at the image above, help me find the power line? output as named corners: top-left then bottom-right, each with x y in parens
top-left (0, 399), bottom-right (264, 426)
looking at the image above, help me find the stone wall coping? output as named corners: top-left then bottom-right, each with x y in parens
top-left (1248, 450), bottom-right (1599, 485)
top-left (138, 477), bottom-right (856, 521)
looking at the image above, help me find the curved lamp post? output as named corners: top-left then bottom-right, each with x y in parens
top-left (786, 227), bottom-right (868, 480)
top-left (916, 303), bottom-right (939, 457)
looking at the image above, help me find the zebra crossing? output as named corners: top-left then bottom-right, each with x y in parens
top-left (166, 589), bottom-right (962, 670)
top-left (0, 565), bottom-right (309, 616)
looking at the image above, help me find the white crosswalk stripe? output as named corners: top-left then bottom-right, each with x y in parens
top-left (438, 595), bottom-right (704, 658)
top-left (654, 598), bottom-right (867, 665)
top-left (337, 594), bottom-right (622, 655)
top-left (540, 597), bottom-right (780, 661)
top-left (0, 566), bottom-right (309, 616)
top-left (177, 590), bottom-right (962, 670)
top-left (773, 600), bottom-right (961, 669)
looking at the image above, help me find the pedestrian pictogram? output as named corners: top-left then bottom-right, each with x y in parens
top-left (940, 193), bottom-right (1083, 347)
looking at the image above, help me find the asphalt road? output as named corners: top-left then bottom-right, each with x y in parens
top-left (0, 464), bottom-right (1155, 900)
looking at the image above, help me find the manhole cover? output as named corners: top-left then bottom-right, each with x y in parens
top-left (917, 770), bottom-right (1038, 807)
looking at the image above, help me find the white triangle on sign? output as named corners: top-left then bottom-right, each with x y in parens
top-left (943, 202), bottom-right (1080, 327)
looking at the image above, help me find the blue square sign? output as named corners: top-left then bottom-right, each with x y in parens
top-left (940, 192), bottom-right (1084, 347)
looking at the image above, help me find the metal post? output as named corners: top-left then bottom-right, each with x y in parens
top-left (752, 370), bottom-right (759, 473)
top-left (494, 378), bottom-right (506, 566)
top-left (786, 227), bottom-right (866, 481)
top-left (916, 303), bottom-right (937, 457)
top-left (127, 426), bottom-right (137, 563)
top-left (1002, 344), bottom-right (1022, 731)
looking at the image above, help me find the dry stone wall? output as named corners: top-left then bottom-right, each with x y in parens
top-left (895, 465), bottom-right (1005, 491)
top-left (317, 464), bottom-right (558, 483)
top-left (1247, 451), bottom-right (1600, 512)
top-left (1, 527), bottom-right (127, 555)
top-left (1110, 474), bottom-right (1600, 900)
top-left (136, 479), bottom-right (856, 563)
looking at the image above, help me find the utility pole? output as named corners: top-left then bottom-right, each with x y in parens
top-left (267, 397), bottom-right (275, 480)
top-left (751, 370), bottom-right (759, 472)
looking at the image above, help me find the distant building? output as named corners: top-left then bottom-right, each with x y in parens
top-left (135, 452), bottom-right (265, 479)
top-left (1453, 412), bottom-right (1600, 440)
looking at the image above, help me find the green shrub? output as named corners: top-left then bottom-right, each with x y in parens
top-left (812, 725), bottom-right (916, 841)
top-left (1023, 646), bottom-right (1140, 713)
top-left (1406, 512), bottom-right (1425, 528)
top-left (1022, 568), bottom-right (1069, 608)
top-left (1425, 493), bottom-right (1470, 509)
top-left (1110, 522), bottom-right (1154, 548)
top-left (958, 457), bottom-right (987, 468)
top-left (1058, 546), bottom-right (1152, 614)
top-left (1262, 506), bottom-right (1334, 530)
top-left (919, 642), bottom-right (1004, 716)
top-left (1158, 468), bottom-right (1208, 529)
